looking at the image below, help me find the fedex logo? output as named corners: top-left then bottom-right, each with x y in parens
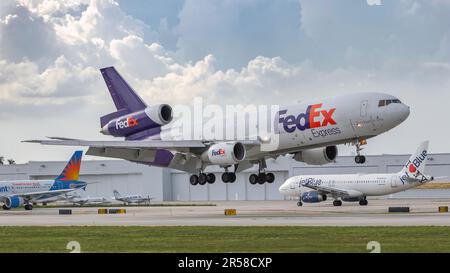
top-left (116, 116), bottom-right (139, 130)
top-left (278, 104), bottom-right (336, 133)
top-left (211, 149), bottom-right (225, 156)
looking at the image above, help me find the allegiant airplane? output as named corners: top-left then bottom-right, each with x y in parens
top-left (0, 151), bottom-right (87, 210)
top-left (26, 67), bottom-right (410, 186)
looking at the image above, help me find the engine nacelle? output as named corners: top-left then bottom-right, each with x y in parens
top-left (201, 142), bottom-right (246, 166)
top-left (301, 191), bottom-right (327, 203)
top-left (294, 146), bottom-right (338, 165)
top-left (101, 104), bottom-right (173, 137)
top-left (4, 196), bottom-right (25, 209)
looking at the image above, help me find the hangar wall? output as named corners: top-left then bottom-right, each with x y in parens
top-left (1, 153), bottom-right (449, 201)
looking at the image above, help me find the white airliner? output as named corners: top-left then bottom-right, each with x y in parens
top-left (113, 190), bottom-right (153, 205)
top-left (26, 67), bottom-right (410, 186)
top-left (0, 151), bottom-right (87, 210)
top-left (279, 141), bottom-right (435, 207)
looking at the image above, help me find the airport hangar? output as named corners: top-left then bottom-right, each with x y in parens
top-left (0, 153), bottom-right (449, 202)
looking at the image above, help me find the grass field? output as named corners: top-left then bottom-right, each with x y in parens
top-left (0, 226), bottom-right (449, 253)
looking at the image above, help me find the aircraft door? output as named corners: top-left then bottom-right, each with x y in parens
top-left (360, 100), bottom-right (368, 117)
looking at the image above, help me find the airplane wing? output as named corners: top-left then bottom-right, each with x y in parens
top-left (302, 184), bottom-right (361, 198)
top-left (0, 189), bottom-right (77, 203)
top-left (23, 137), bottom-right (261, 166)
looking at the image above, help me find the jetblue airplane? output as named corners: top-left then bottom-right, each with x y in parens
top-left (0, 151), bottom-right (87, 210)
top-left (26, 67), bottom-right (410, 186)
top-left (279, 141), bottom-right (436, 207)
top-left (113, 190), bottom-right (153, 205)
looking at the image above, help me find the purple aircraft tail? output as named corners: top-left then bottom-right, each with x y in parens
top-left (100, 67), bottom-right (147, 127)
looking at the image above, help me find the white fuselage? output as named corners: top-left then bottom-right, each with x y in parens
top-left (0, 180), bottom-right (54, 198)
top-left (71, 197), bottom-right (109, 205)
top-left (156, 92), bottom-right (410, 160)
top-left (116, 195), bottom-right (150, 204)
top-left (279, 173), bottom-right (424, 199)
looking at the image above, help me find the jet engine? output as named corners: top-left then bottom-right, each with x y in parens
top-left (201, 142), bottom-right (246, 166)
top-left (293, 146), bottom-right (338, 165)
top-left (4, 196), bottom-right (25, 209)
top-left (101, 104), bottom-right (173, 137)
top-left (301, 191), bottom-right (327, 203)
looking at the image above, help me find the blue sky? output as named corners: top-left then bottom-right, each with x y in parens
top-left (0, 0), bottom-right (449, 162)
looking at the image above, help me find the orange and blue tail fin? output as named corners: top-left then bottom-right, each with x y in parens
top-left (56, 151), bottom-right (83, 181)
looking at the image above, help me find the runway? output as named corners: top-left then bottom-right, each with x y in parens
top-left (1, 199), bottom-right (449, 226)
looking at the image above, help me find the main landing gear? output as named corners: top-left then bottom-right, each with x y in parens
top-left (354, 139), bottom-right (367, 164)
top-left (24, 204), bottom-right (33, 210)
top-left (190, 172), bottom-right (216, 186)
top-left (189, 166), bottom-right (237, 186)
top-left (248, 159), bottom-right (275, 185)
top-left (333, 200), bottom-right (343, 207)
top-left (359, 199), bottom-right (368, 206)
top-left (222, 172), bottom-right (236, 183)
top-left (249, 172), bottom-right (275, 185)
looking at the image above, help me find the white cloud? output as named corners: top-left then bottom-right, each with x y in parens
top-left (366, 0), bottom-right (382, 6)
top-left (1, 0), bottom-right (450, 163)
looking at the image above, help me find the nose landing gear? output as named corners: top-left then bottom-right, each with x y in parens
top-left (354, 139), bottom-right (367, 164)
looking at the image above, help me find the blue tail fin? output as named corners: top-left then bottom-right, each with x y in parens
top-left (55, 151), bottom-right (83, 181)
top-left (100, 67), bottom-right (147, 127)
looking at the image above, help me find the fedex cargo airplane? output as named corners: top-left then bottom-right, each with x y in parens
top-left (279, 141), bottom-right (435, 207)
top-left (0, 151), bottom-right (87, 210)
top-left (26, 67), bottom-right (410, 186)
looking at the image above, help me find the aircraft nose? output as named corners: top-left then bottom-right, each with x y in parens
top-left (400, 104), bottom-right (410, 122)
top-left (279, 181), bottom-right (289, 193)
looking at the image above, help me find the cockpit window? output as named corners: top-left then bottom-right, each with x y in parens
top-left (379, 99), bottom-right (401, 107)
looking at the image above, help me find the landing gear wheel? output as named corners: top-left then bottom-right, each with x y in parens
top-left (222, 173), bottom-right (229, 183)
top-left (355, 155), bottom-right (366, 164)
top-left (206, 173), bottom-right (216, 184)
top-left (228, 173), bottom-right (236, 183)
top-left (3, 205), bottom-right (10, 210)
top-left (266, 173), bottom-right (275, 183)
top-left (24, 204), bottom-right (33, 211)
top-left (190, 174), bottom-right (199, 186)
top-left (249, 174), bottom-right (258, 185)
top-left (198, 173), bottom-right (208, 185)
top-left (333, 200), bottom-right (343, 207)
top-left (257, 173), bottom-right (267, 184)
top-left (297, 201), bottom-right (303, 207)
top-left (359, 199), bottom-right (368, 206)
